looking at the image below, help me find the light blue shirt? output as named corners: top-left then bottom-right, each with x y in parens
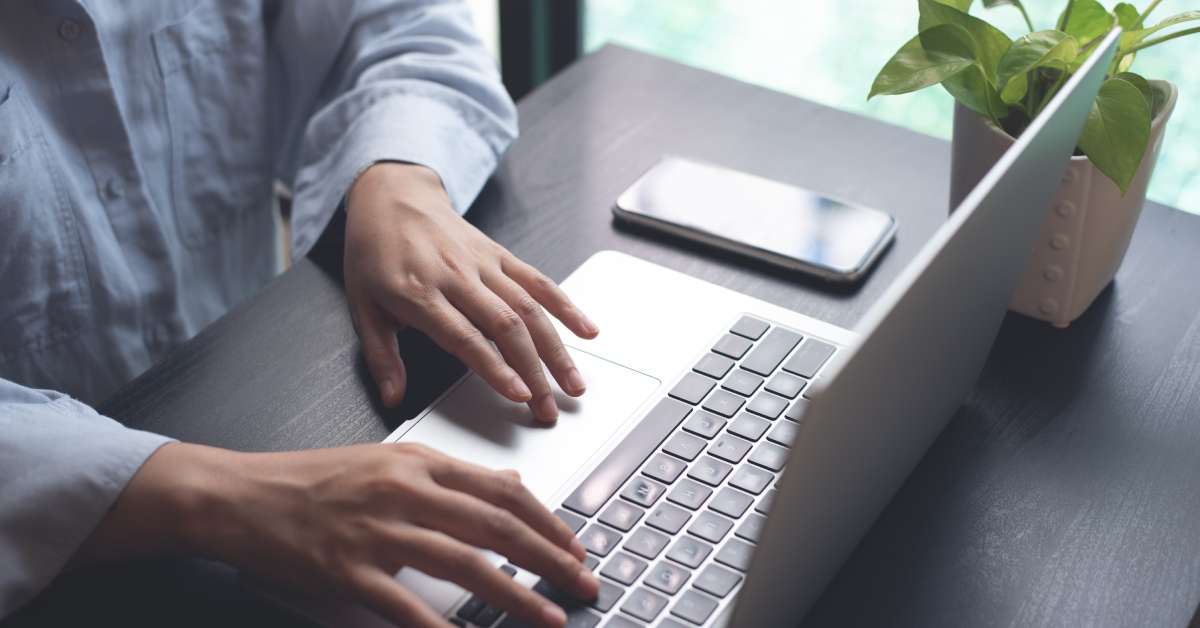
top-left (0, 0), bottom-right (516, 616)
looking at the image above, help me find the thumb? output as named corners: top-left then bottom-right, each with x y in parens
top-left (356, 304), bottom-right (409, 407)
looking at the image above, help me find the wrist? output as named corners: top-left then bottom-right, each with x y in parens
top-left (347, 161), bottom-right (451, 216)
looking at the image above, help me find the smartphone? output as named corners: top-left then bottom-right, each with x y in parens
top-left (613, 157), bottom-right (897, 282)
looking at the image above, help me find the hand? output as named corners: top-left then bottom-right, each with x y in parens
top-left (344, 163), bottom-right (599, 423)
top-left (75, 442), bottom-right (598, 628)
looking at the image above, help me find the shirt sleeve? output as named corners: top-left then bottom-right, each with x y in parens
top-left (267, 0), bottom-right (519, 259)
top-left (0, 378), bottom-right (174, 618)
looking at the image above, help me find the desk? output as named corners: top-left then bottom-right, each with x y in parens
top-left (11, 45), bottom-right (1200, 627)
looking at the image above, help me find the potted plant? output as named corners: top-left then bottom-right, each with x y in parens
top-left (869, 0), bottom-right (1193, 327)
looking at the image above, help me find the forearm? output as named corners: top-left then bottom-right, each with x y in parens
top-left (69, 442), bottom-right (241, 568)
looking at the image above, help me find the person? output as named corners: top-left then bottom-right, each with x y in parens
top-left (0, 2), bottom-right (600, 626)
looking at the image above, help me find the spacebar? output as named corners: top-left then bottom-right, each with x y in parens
top-left (561, 398), bottom-right (692, 517)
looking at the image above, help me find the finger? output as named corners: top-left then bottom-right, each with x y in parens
top-left (394, 527), bottom-right (570, 628)
top-left (444, 281), bottom-right (558, 423)
top-left (429, 459), bottom-right (584, 562)
top-left (482, 271), bottom-right (585, 398)
top-left (350, 567), bottom-right (449, 628)
top-left (502, 256), bottom-right (598, 340)
top-left (386, 292), bottom-right (533, 404)
top-left (354, 303), bottom-right (409, 407)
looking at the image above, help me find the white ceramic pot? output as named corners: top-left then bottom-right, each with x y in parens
top-left (949, 82), bottom-right (1178, 328)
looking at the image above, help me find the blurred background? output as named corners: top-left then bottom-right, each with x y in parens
top-left (466, 0), bottom-right (1199, 215)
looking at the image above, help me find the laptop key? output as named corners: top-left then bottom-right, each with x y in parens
top-left (682, 411), bottom-right (725, 440)
top-left (601, 552), bottom-right (648, 586)
top-left (584, 555), bottom-right (601, 571)
top-left (721, 369), bottom-right (763, 397)
top-left (687, 456), bottom-right (732, 487)
top-left (562, 398), bottom-right (691, 517)
top-left (730, 315), bottom-right (769, 340)
top-left (767, 419), bottom-right (799, 447)
top-left (663, 432), bottom-right (706, 461)
top-left (709, 487), bottom-right (754, 519)
top-left (669, 372), bottom-right (716, 406)
top-left (599, 500), bottom-right (645, 532)
top-left (645, 561), bottom-right (691, 595)
top-left (727, 412), bottom-right (770, 442)
top-left (624, 526), bottom-right (670, 560)
top-left (602, 617), bottom-right (642, 628)
top-left (580, 524), bottom-right (623, 557)
top-left (755, 489), bottom-right (778, 514)
top-left (714, 539), bottom-right (755, 572)
top-left (671, 590), bottom-right (719, 625)
top-left (621, 476), bottom-right (667, 508)
top-left (666, 536), bottom-right (714, 568)
top-left (667, 479), bottom-right (712, 510)
top-left (643, 453), bottom-right (687, 484)
top-left (555, 508), bottom-right (587, 534)
top-left (765, 372), bottom-right (806, 399)
top-left (740, 328), bottom-right (802, 376)
top-left (783, 338), bottom-right (837, 378)
top-left (693, 352), bottom-right (735, 379)
top-left (621, 587), bottom-right (669, 622)
top-left (749, 442), bottom-right (789, 471)
top-left (729, 465), bottom-right (773, 495)
top-left (712, 334), bottom-right (752, 359)
top-left (736, 514), bottom-right (767, 543)
top-left (784, 398), bottom-right (808, 422)
top-left (701, 390), bottom-right (745, 418)
top-left (592, 579), bottom-right (626, 613)
top-left (688, 511), bottom-right (734, 544)
top-left (694, 564), bottom-right (742, 599)
top-left (474, 604), bottom-right (504, 626)
top-left (708, 434), bottom-right (752, 464)
top-left (455, 595), bottom-right (487, 622)
top-left (746, 392), bottom-right (787, 420)
top-left (647, 503), bottom-right (691, 534)
top-left (660, 620), bottom-right (689, 628)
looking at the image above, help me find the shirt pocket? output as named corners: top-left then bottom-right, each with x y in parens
top-left (152, 2), bottom-right (273, 247)
top-left (0, 84), bottom-right (90, 359)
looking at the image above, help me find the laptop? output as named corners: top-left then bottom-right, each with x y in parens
top-left (308, 29), bottom-right (1121, 628)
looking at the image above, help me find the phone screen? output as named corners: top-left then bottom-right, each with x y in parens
top-left (616, 158), bottom-right (895, 278)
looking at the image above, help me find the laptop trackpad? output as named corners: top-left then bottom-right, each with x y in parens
top-left (395, 346), bottom-right (661, 504)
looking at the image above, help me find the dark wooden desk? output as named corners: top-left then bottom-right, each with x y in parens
top-left (12, 45), bottom-right (1200, 627)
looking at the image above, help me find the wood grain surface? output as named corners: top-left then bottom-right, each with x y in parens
top-left (9, 45), bottom-right (1200, 628)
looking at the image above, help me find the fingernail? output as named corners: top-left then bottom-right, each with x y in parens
top-left (510, 376), bottom-right (532, 401)
top-left (582, 315), bottom-right (599, 337)
top-left (576, 568), bottom-right (598, 597)
top-left (542, 603), bottom-right (567, 627)
top-left (536, 395), bottom-right (559, 422)
top-left (569, 537), bottom-right (586, 560)
top-left (380, 379), bottom-right (396, 405)
top-left (566, 368), bottom-right (586, 395)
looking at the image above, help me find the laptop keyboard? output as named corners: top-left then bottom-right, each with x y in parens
top-left (452, 315), bottom-right (838, 627)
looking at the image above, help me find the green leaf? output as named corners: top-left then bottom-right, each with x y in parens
top-left (1113, 71), bottom-right (1153, 110)
top-left (1000, 73), bottom-right (1028, 105)
top-left (918, 0), bottom-right (1012, 84)
top-left (942, 64), bottom-right (1009, 124)
top-left (995, 31), bottom-right (1080, 91)
top-left (1056, 0), bottom-right (1115, 44)
top-left (868, 24), bottom-right (978, 99)
top-left (1114, 2), bottom-right (1140, 29)
top-left (1078, 77), bottom-right (1152, 194)
top-left (1120, 11), bottom-right (1200, 49)
top-left (933, 0), bottom-right (974, 11)
top-left (982, 0), bottom-right (1035, 32)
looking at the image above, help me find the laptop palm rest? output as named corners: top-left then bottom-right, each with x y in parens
top-left (394, 346), bottom-right (660, 508)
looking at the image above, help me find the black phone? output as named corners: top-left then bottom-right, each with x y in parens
top-left (613, 157), bottom-right (896, 282)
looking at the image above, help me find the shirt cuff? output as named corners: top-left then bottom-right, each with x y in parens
top-left (289, 93), bottom-right (501, 260)
top-left (0, 397), bottom-right (174, 616)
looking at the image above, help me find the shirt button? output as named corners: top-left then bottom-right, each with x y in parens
top-left (58, 19), bottom-right (81, 41)
top-left (103, 177), bottom-right (125, 200)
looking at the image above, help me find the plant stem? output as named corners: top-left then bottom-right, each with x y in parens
top-left (1037, 70), bottom-right (1070, 113)
top-left (1017, 4), bottom-right (1035, 32)
top-left (1136, 0), bottom-right (1165, 28)
top-left (1126, 25), bottom-right (1200, 54)
top-left (1058, 0), bottom-right (1073, 31)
